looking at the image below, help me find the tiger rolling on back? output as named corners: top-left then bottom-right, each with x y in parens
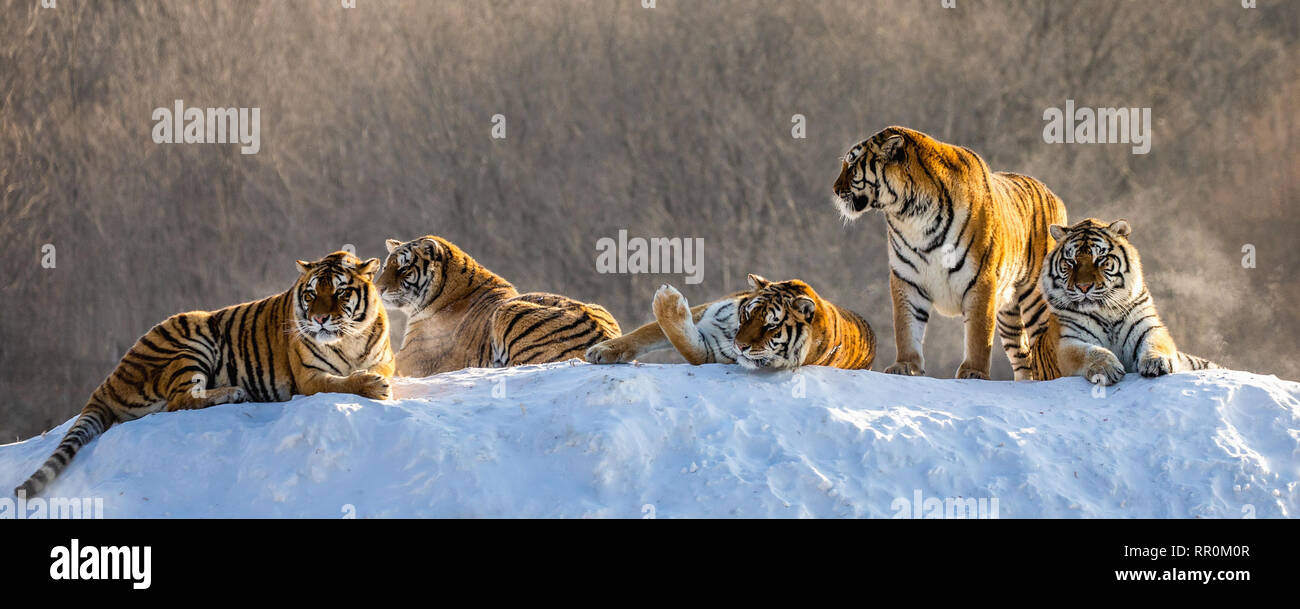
top-left (833, 126), bottom-right (1068, 380)
top-left (378, 235), bottom-right (621, 375)
top-left (16, 252), bottom-right (395, 497)
top-left (586, 274), bottom-right (875, 370)
top-left (1029, 218), bottom-right (1219, 385)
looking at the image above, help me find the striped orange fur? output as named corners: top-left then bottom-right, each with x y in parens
top-left (1030, 218), bottom-right (1219, 384)
top-left (15, 251), bottom-right (394, 497)
top-left (586, 274), bottom-right (875, 370)
top-left (833, 126), bottom-right (1068, 380)
top-left (378, 236), bottom-right (621, 375)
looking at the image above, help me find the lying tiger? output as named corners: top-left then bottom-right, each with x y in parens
top-left (379, 235), bottom-right (621, 375)
top-left (16, 251), bottom-right (395, 497)
top-left (585, 274), bottom-right (875, 370)
top-left (1030, 218), bottom-right (1218, 385)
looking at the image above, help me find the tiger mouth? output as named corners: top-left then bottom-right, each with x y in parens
top-left (311, 331), bottom-right (342, 345)
top-left (380, 292), bottom-right (409, 309)
top-left (1068, 288), bottom-right (1108, 303)
top-left (835, 192), bottom-right (875, 215)
top-left (735, 352), bottom-right (787, 370)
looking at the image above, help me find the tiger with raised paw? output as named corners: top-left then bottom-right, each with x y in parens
top-left (1029, 218), bottom-right (1219, 385)
top-left (585, 274), bottom-right (875, 370)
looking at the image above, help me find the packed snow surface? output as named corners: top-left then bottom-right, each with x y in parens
top-left (2, 363), bottom-right (1297, 518)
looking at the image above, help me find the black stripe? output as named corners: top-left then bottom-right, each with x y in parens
top-left (103, 379), bottom-right (151, 410)
top-left (1058, 317), bottom-right (1105, 344)
top-left (138, 336), bottom-right (181, 356)
top-left (300, 339), bottom-right (344, 375)
top-left (961, 245), bottom-right (993, 301)
top-left (511, 319), bottom-right (596, 362)
top-left (1119, 313), bottom-right (1159, 350)
top-left (1129, 325), bottom-right (1160, 361)
top-left (888, 233), bottom-right (920, 274)
top-left (892, 272), bottom-right (932, 302)
top-left (1021, 302), bottom-right (1047, 329)
top-left (220, 308), bottom-right (239, 387)
top-left (503, 312), bottom-right (566, 352)
top-left (262, 295), bottom-right (281, 400)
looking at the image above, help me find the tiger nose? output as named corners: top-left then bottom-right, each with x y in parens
top-left (1076, 283), bottom-right (1093, 293)
top-left (313, 315), bottom-right (329, 324)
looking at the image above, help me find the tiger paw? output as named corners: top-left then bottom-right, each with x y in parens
top-left (955, 363), bottom-right (991, 380)
top-left (349, 371), bottom-right (391, 400)
top-left (1082, 348), bottom-right (1125, 386)
top-left (1138, 353), bottom-right (1176, 377)
top-left (884, 361), bottom-right (924, 376)
top-left (585, 339), bottom-right (636, 364)
top-left (652, 284), bottom-right (690, 326)
top-left (219, 387), bottom-right (247, 404)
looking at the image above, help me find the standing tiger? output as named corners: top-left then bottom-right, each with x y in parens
top-left (378, 235), bottom-right (621, 375)
top-left (833, 126), bottom-right (1068, 380)
top-left (585, 274), bottom-right (875, 370)
top-left (15, 251), bottom-right (395, 497)
top-left (1029, 218), bottom-right (1219, 384)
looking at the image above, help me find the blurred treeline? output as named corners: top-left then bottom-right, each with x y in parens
top-left (1, 0), bottom-right (1296, 440)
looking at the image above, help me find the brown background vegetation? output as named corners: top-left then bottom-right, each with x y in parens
top-left (2, 0), bottom-right (1296, 441)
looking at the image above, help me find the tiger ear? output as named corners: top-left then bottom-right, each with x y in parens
top-left (420, 237), bottom-right (441, 258)
top-left (880, 134), bottom-right (906, 162)
top-left (1108, 219), bottom-right (1132, 237)
top-left (747, 273), bottom-right (771, 290)
top-left (385, 239), bottom-right (402, 254)
top-left (357, 257), bottom-right (381, 280)
top-left (792, 296), bottom-right (817, 321)
top-left (1049, 224), bottom-right (1067, 240)
top-left (296, 260), bottom-right (313, 274)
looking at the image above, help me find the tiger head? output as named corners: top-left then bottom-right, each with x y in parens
top-left (375, 236), bottom-right (445, 314)
top-left (733, 274), bottom-right (822, 370)
top-left (1042, 218), bottom-right (1143, 311)
top-left (833, 126), bottom-right (924, 219)
top-left (292, 251), bottom-right (383, 345)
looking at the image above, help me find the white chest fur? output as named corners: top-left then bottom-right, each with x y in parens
top-left (696, 300), bottom-right (741, 363)
top-left (886, 212), bottom-right (979, 318)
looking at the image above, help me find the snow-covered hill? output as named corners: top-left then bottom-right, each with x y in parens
top-left (2, 363), bottom-right (1297, 518)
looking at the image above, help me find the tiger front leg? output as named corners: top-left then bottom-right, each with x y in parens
top-left (585, 320), bottom-right (669, 364)
top-left (956, 277), bottom-right (996, 380)
top-left (1135, 326), bottom-right (1179, 378)
top-left (884, 272), bottom-right (927, 376)
top-left (1058, 338), bottom-right (1125, 386)
top-left (297, 369), bottom-right (392, 400)
top-left (652, 284), bottom-right (713, 365)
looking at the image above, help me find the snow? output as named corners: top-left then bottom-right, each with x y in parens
top-left (2, 363), bottom-right (1297, 518)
